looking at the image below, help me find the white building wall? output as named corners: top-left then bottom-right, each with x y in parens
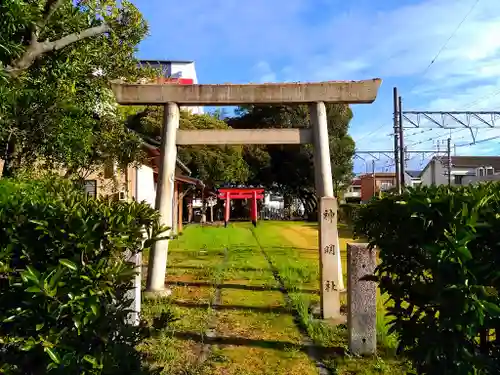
top-left (420, 159), bottom-right (480, 187)
top-left (135, 165), bottom-right (156, 207)
top-left (264, 193), bottom-right (284, 210)
top-left (170, 62), bottom-right (204, 115)
top-left (421, 159), bottom-right (448, 186)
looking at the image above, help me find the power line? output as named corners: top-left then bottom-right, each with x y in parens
top-left (455, 133), bottom-right (500, 147)
top-left (407, 0), bottom-right (480, 92)
top-left (356, 124), bottom-right (391, 143)
top-left (463, 88), bottom-right (500, 110)
top-left (410, 128), bottom-right (472, 146)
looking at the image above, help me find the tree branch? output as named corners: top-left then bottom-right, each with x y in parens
top-left (42, 24), bottom-right (111, 54)
top-left (39, 0), bottom-right (65, 32)
top-left (6, 23), bottom-right (110, 77)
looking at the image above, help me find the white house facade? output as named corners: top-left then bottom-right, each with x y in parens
top-left (138, 59), bottom-right (203, 115)
top-left (420, 156), bottom-right (500, 186)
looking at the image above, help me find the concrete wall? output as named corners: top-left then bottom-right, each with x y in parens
top-left (421, 159), bottom-right (449, 186)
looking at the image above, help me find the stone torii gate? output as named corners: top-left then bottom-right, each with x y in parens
top-left (111, 79), bottom-right (381, 319)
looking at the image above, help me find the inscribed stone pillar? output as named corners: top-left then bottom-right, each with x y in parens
top-left (319, 197), bottom-right (341, 319)
top-left (347, 243), bottom-right (377, 355)
top-left (124, 250), bottom-right (142, 326)
top-left (311, 102), bottom-right (345, 318)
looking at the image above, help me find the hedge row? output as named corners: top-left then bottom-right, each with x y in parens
top-left (338, 203), bottom-right (361, 225)
top-left (0, 176), bottom-right (164, 374)
top-left (355, 184), bottom-right (500, 375)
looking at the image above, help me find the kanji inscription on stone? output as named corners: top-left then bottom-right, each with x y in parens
top-left (323, 208), bottom-right (336, 223)
top-left (324, 280), bottom-right (338, 292)
top-left (319, 197), bottom-right (341, 319)
top-left (324, 244), bottom-right (336, 255)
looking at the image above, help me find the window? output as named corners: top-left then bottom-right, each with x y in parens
top-left (84, 180), bottom-right (97, 197)
top-left (476, 166), bottom-right (494, 177)
top-left (379, 180), bottom-right (393, 191)
top-left (454, 175), bottom-right (464, 185)
top-left (103, 161), bottom-right (116, 179)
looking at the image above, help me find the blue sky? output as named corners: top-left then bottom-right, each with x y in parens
top-left (133, 0), bottom-right (500, 173)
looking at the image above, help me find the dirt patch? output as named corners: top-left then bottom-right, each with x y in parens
top-left (168, 273), bottom-right (197, 283)
top-left (278, 226), bottom-right (317, 250)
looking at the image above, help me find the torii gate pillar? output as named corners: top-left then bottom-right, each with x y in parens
top-left (311, 102), bottom-right (342, 319)
top-left (145, 102), bottom-right (179, 294)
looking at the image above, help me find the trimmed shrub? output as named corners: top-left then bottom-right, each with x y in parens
top-left (0, 176), bottom-right (164, 374)
top-left (355, 184), bottom-right (500, 375)
top-left (338, 203), bottom-right (361, 225)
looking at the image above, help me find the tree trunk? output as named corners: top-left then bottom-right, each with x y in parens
top-left (2, 136), bottom-right (19, 178)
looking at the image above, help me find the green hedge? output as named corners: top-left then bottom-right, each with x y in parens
top-left (338, 203), bottom-right (361, 225)
top-left (0, 176), bottom-right (164, 374)
top-left (355, 184), bottom-right (500, 375)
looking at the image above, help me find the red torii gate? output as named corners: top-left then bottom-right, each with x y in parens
top-left (218, 188), bottom-right (264, 227)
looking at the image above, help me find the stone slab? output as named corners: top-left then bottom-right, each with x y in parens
top-left (319, 197), bottom-right (341, 319)
top-left (111, 79), bottom-right (382, 105)
top-left (347, 243), bottom-right (377, 355)
top-left (124, 250), bottom-right (142, 326)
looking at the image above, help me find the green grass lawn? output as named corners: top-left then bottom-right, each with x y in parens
top-left (139, 221), bottom-right (411, 375)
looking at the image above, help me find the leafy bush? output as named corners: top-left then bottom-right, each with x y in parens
top-left (355, 184), bottom-right (500, 375)
top-left (338, 203), bottom-right (361, 225)
top-left (0, 176), bottom-right (165, 374)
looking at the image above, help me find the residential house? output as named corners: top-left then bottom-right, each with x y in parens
top-left (405, 170), bottom-right (422, 187)
top-left (420, 156), bottom-right (500, 186)
top-left (137, 59), bottom-right (203, 115)
top-left (359, 172), bottom-right (397, 202)
top-left (342, 177), bottom-right (361, 203)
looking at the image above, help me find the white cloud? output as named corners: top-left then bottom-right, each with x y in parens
top-left (252, 61), bottom-right (277, 83)
top-left (137, 0), bottom-right (500, 171)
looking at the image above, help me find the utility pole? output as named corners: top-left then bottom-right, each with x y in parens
top-left (393, 87), bottom-right (401, 193)
top-left (398, 95), bottom-right (405, 189)
top-left (447, 137), bottom-right (452, 186)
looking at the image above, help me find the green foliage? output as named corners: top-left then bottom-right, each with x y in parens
top-left (355, 183), bottom-right (500, 375)
top-left (0, 176), bottom-right (166, 374)
top-left (1, 0), bottom-right (150, 177)
top-left (125, 107), bottom-right (250, 187)
top-left (338, 203), bottom-right (360, 225)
